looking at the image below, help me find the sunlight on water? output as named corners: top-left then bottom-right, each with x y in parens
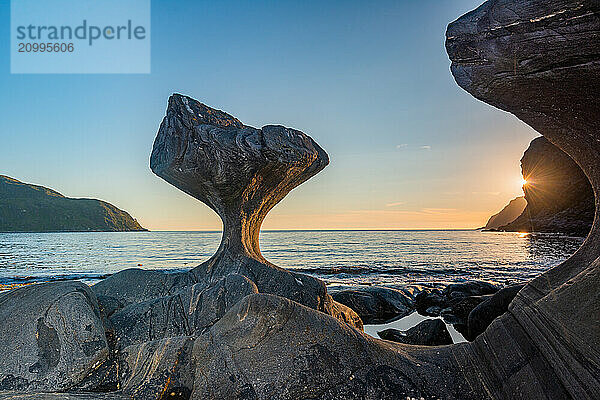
top-left (0, 230), bottom-right (583, 290)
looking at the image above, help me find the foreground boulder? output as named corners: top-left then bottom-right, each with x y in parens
top-left (415, 281), bottom-right (499, 319)
top-left (466, 284), bottom-right (524, 341)
top-left (109, 274), bottom-right (259, 347)
top-left (331, 286), bottom-right (416, 324)
top-left (378, 319), bottom-right (453, 346)
top-left (119, 294), bottom-right (472, 399)
top-left (0, 282), bottom-right (108, 392)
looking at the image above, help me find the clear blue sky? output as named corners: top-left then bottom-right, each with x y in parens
top-left (0, 0), bottom-right (537, 230)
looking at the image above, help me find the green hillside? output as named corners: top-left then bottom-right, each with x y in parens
top-left (0, 175), bottom-right (147, 232)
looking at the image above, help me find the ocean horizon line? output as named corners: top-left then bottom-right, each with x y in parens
top-left (1, 228), bottom-right (486, 234)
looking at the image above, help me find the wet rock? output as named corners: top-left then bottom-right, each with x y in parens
top-left (92, 268), bottom-right (196, 309)
top-left (331, 286), bottom-right (414, 324)
top-left (466, 284), bottom-right (524, 341)
top-left (109, 274), bottom-right (259, 348)
top-left (119, 337), bottom-right (195, 399)
top-left (415, 289), bottom-right (445, 316)
top-left (378, 319), bottom-right (453, 346)
top-left (442, 281), bottom-right (499, 300)
top-left (192, 294), bottom-right (471, 399)
top-left (440, 296), bottom-right (488, 325)
top-left (0, 282), bottom-right (108, 392)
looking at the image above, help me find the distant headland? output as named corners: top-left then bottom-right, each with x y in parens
top-left (0, 175), bottom-right (146, 232)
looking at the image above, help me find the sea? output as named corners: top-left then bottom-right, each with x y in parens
top-left (0, 230), bottom-right (582, 291)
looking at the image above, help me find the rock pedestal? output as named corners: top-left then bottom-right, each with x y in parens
top-left (2, 2), bottom-right (599, 396)
top-left (148, 94), bottom-right (353, 319)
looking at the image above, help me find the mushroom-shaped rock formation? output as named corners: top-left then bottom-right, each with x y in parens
top-left (124, 2), bottom-right (600, 398)
top-left (150, 94), bottom-right (358, 324)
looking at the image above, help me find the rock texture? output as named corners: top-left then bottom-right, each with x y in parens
top-left (331, 286), bottom-right (416, 324)
top-left (446, 0), bottom-right (600, 397)
top-left (378, 319), bottom-right (453, 346)
top-left (122, 294), bottom-right (472, 399)
top-left (0, 282), bottom-right (108, 392)
top-left (0, 175), bottom-right (146, 232)
top-left (147, 94), bottom-right (342, 316)
top-left (3, 7), bottom-right (600, 395)
top-left (500, 137), bottom-right (594, 236)
top-left (109, 274), bottom-right (258, 348)
top-left (484, 196), bottom-right (526, 230)
top-left (466, 284), bottom-right (524, 341)
top-left (415, 281), bottom-right (499, 317)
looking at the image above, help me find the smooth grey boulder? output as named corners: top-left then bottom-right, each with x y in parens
top-left (415, 289), bottom-right (445, 316)
top-left (466, 284), bottom-right (524, 341)
top-left (378, 319), bottom-right (453, 346)
top-left (119, 336), bottom-right (195, 399)
top-left (440, 296), bottom-right (488, 325)
top-left (331, 286), bottom-right (415, 324)
top-left (0, 282), bottom-right (108, 392)
top-left (92, 268), bottom-right (196, 309)
top-left (441, 281), bottom-right (499, 300)
top-left (119, 293), bottom-right (472, 399)
top-left (416, 282), bottom-right (498, 318)
top-left (109, 274), bottom-right (259, 347)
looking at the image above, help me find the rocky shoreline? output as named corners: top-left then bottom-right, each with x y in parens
top-left (1, 0), bottom-right (599, 398)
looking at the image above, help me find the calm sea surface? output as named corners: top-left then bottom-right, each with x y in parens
top-left (0, 230), bottom-right (583, 291)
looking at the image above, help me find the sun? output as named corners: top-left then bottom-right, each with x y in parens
top-left (520, 178), bottom-right (528, 186)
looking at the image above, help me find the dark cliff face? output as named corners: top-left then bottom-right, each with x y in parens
top-left (501, 137), bottom-right (594, 236)
top-left (0, 175), bottom-right (146, 232)
top-left (484, 196), bottom-right (526, 230)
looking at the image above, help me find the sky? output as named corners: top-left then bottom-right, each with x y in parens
top-left (0, 0), bottom-right (539, 231)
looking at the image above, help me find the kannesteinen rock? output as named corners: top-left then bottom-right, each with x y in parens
top-left (2, 1), bottom-right (599, 396)
top-left (499, 136), bottom-right (594, 236)
top-left (0, 175), bottom-right (146, 232)
top-left (483, 196), bottom-right (526, 230)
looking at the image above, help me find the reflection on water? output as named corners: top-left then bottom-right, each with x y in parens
top-left (363, 311), bottom-right (466, 344)
top-left (0, 230), bottom-right (583, 290)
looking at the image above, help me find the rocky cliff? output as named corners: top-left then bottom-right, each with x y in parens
top-left (500, 137), bottom-right (594, 236)
top-left (484, 196), bottom-right (526, 230)
top-left (0, 175), bottom-right (146, 232)
top-left (446, 0), bottom-right (600, 397)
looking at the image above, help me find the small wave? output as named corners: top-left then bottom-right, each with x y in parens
top-left (0, 273), bottom-right (112, 287)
